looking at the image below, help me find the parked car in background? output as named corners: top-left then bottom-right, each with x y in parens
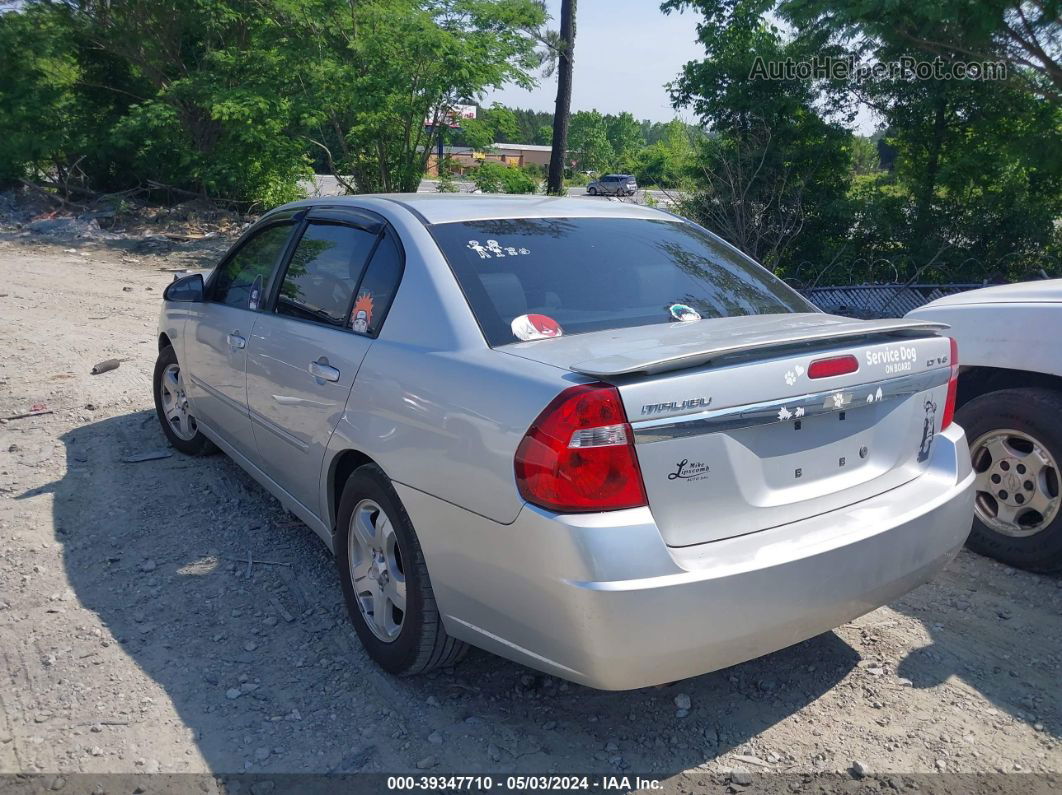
top-left (908, 280), bottom-right (1062, 572)
top-left (155, 194), bottom-right (973, 689)
top-left (586, 174), bottom-right (637, 196)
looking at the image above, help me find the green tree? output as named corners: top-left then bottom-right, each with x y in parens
top-left (567, 110), bottom-right (614, 172)
top-left (632, 119), bottom-right (694, 188)
top-left (287, 0), bottom-right (546, 193)
top-left (780, 0), bottom-right (1062, 278)
top-left (455, 103), bottom-right (521, 149)
top-left (604, 111), bottom-right (644, 169)
top-left (663, 0), bottom-right (854, 271)
top-left (0, 0), bottom-right (546, 203)
top-left (0, 5), bottom-right (84, 186)
top-left (848, 135), bottom-right (880, 176)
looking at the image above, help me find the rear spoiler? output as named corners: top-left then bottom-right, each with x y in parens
top-left (570, 318), bottom-right (950, 377)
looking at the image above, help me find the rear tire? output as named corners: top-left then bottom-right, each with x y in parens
top-left (957, 387), bottom-right (1062, 572)
top-left (153, 345), bottom-right (215, 455)
top-left (335, 464), bottom-right (467, 674)
top-left (588, 186), bottom-right (597, 196)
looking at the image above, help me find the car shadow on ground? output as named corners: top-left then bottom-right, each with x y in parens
top-left (891, 553), bottom-right (1061, 741)
top-left (30, 409), bottom-right (863, 775)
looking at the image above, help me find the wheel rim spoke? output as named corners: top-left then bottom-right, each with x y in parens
top-left (973, 470), bottom-right (995, 493)
top-left (347, 498), bottom-right (405, 642)
top-left (994, 501), bottom-right (1021, 526)
top-left (370, 583), bottom-right (390, 635)
top-left (1023, 448), bottom-right (1049, 478)
top-left (1026, 489), bottom-right (1056, 519)
top-left (350, 558), bottom-right (373, 589)
top-left (983, 436), bottom-right (1012, 462)
top-left (353, 507), bottom-right (376, 549)
top-left (384, 576), bottom-right (406, 614)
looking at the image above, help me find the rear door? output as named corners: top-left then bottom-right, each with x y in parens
top-left (186, 221), bottom-right (296, 454)
top-left (246, 210), bottom-right (403, 517)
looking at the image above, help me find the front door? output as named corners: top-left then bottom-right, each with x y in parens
top-left (246, 212), bottom-right (402, 517)
top-left (186, 222), bottom-right (296, 455)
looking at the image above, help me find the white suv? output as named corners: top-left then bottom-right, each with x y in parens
top-left (909, 280), bottom-right (1062, 571)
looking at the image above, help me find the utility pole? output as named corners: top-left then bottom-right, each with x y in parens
top-left (546, 0), bottom-right (576, 196)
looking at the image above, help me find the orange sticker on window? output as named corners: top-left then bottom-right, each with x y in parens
top-left (351, 292), bottom-right (374, 333)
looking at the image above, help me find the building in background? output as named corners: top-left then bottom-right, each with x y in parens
top-left (426, 144), bottom-right (556, 176)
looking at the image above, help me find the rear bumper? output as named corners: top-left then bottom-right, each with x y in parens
top-left (396, 424), bottom-right (973, 690)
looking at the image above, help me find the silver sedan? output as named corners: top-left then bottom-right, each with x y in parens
top-left (155, 195), bottom-right (973, 689)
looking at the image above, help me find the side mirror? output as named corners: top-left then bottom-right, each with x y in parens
top-left (163, 272), bottom-right (205, 303)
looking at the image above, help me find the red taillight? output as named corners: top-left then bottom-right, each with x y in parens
top-left (942, 337), bottom-right (959, 429)
top-left (514, 383), bottom-right (647, 513)
top-left (807, 354), bottom-right (859, 379)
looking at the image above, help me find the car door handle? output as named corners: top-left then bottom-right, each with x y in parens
top-left (227, 332), bottom-right (246, 350)
top-left (309, 360), bottom-right (340, 382)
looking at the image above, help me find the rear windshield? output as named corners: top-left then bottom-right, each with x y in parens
top-left (431, 217), bottom-right (815, 346)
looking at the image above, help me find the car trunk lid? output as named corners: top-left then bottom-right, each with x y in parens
top-left (502, 313), bottom-right (953, 546)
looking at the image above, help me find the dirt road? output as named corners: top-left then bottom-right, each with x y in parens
top-left (0, 234), bottom-right (1060, 781)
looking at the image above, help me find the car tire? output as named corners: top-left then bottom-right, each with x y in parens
top-left (958, 387), bottom-right (1062, 572)
top-left (153, 345), bottom-right (215, 455)
top-left (588, 186), bottom-right (597, 196)
top-left (335, 463), bottom-right (468, 674)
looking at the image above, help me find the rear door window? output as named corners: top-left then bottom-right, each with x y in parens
top-left (350, 232), bottom-right (404, 336)
top-left (275, 222), bottom-right (378, 327)
top-left (431, 217), bottom-right (815, 346)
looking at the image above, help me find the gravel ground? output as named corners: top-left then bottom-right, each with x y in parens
top-left (0, 230), bottom-right (1060, 784)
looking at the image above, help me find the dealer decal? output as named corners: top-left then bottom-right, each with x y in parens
top-left (668, 458), bottom-right (710, 482)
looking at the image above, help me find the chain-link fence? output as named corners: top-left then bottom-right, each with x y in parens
top-left (797, 283), bottom-right (984, 319)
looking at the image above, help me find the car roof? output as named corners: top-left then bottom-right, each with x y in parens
top-left (274, 193), bottom-right (672, 225)
top-left (916, 278), bottom-right (1062, 308)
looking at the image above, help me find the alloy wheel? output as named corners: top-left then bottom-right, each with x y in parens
top-left (348, 499), bottom-right (406, 641)
top-left (971, 428), bottom-right (1060, 537)
top-left (159, 362), bottom-right (198, 441)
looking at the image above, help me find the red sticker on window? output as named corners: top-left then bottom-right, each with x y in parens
top-left (511, 314), bottom-right (563, 341)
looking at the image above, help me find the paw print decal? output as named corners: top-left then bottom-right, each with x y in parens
top-left (831, 392), bottom-right (845, 409)
top-left (783, 365), bottom-right (806, 387)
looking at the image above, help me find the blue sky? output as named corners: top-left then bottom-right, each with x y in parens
top-left (484, 0), bottom-right (704, 123)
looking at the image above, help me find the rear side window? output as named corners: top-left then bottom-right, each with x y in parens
top-left (350, 233), bottom-right (403, 336)
top-left (276, 222), bottom-right (378, 327)
top-left (211, 223), bottom-right (293, 309)
top-left (431, 217), bottom-right (814, 346)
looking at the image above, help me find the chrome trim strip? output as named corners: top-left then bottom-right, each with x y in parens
top-left (188, 374), bottom-right (249, 416)
top-left (631, 368), bottom-right (950, 442)
top-left (248, 406), bottom-right (311, 452)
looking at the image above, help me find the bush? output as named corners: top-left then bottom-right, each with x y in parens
top-left (564, 170), bottom-right (591, 187)
top-left (472, 161), bottom-right (537, 194)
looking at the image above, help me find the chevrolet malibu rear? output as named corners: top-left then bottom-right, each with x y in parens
top-left (156, 195), bottom-right (973, 690)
